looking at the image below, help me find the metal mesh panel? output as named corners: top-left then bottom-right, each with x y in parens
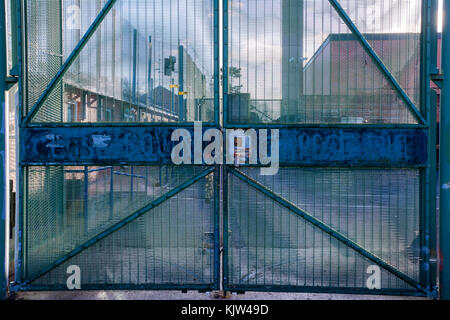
top-left (23, 167), bottom-right (65, 280)
top-left (226, 168), bottom-right (420, 291)
top-left (27, 0), bottom-right (216, 124)
top-left (23, 166), bottom-right (214, 285)
top-left (30, 171), bottom-right (215, 289)
top-left (226, 0), bottom-right (421, 125)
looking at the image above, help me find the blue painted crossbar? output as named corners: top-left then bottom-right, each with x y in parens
top-left (21, 126), bottom-right (427, 167)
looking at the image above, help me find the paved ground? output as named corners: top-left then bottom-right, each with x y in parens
top-left (15, 168), bottom-right (431, 298)
top-left (13, 290), bottom-right (428, 301)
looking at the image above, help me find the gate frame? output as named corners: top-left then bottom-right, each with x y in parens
top-left (222, 0), bottom-right (438, 298)
top-left (7, 0), bottom-right (439, 297)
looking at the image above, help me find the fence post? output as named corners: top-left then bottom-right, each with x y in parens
top-left (0, 0), bottom-right (9, 300)
top-left (130, 167), bottom-right (134, 199)
top-left (440, 0), bottom-right (450, 300)
top-left (178, 45), bottom-right (184, 121)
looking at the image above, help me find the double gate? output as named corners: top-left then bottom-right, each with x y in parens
top-left (15, 0), bottom-right (437, 297)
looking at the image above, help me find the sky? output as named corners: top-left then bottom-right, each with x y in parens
top-left (64, 0), bottom-right (445, 103)
top-left (226, 0), bottom-right (424, 100)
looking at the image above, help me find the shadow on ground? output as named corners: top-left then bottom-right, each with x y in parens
top-left (12, 291), bottom-right (429, 301)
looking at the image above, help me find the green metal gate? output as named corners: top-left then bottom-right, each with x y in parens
top-left (14, 0), bottom-right (438, 297)
top-left (17, 0), bottom-right (221, 291)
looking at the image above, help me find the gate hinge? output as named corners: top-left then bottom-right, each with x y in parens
top-left (8, 281), bottom-right (22, 293)
top-left (428, 286), bottom-right (439, 300)
top-left (431, 73), bottom-right (444, 90)
top-left (5, 75), bottom-right (18, 90)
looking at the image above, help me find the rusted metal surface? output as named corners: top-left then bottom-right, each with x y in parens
top-left (21, 127), bottom-right (427, 167)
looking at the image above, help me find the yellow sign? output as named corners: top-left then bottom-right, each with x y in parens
top-left (178, 92), bottom-right (188, 96)
top-left (169, 84), bottom-right (179, 89)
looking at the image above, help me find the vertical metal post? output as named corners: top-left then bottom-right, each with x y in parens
top-left (60, 166), bottom-right (65, 232)
top-left (110, 166), bottom-right (114, 220)
top-left (214, 0), bottom-right (219, 125)
top-left (281, 0), bottom-right (304, 122)
top-left (171, 78), bottom-right (174, 114)
top-left (95, 0), bottom-right (102, 96)
top-left (421, 0), bottom-right (438, 295)
top-left (178, 45), bottom-right (184, 121)
top-left (222, 0), bottom-right (228, 127)
top-left (0, 0), bottom-right (9, 299)
top-left (130, 166), bottom-right (134, 199)
top-left (440, 0), bottom-right (450, 300)
top-left (148, 36), bottom-right (152, 106)
top-left (132, 29), bottom-right (139, 122)
top-left (222, 166), bottom-right (228, 291)
top-left (213, 165), bottom-right (220, 290)
top-left (59, 0), bottom-right (64, 122)
top-left (111, 9), bottom-right (116, 100)
top-left (14, 0), bottom-right (22, 286)
top-left (9, 0), bottom-right (17, 72)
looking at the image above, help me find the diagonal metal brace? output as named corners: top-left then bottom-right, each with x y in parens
top-left (21, 167), bottom-right (215, 287)
top-left (22, 0), bottom-right (118, 125)
top-left (328, 0), bottom-right (427, 125)
top-left (229, 167), bottom-right (427, 294)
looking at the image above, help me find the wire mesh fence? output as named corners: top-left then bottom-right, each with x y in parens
top-left (226, 0), bottom-right (422, 125)
top-left (225, 168), bottom-right (421, 292)
top-left (23, 166), bottom-right (217, 289)
top-left (25, 0), bottom-right (216, 124)
top-left (19, 0), bottom-right (432, 296)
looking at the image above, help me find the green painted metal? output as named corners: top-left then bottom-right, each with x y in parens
top-left (12, 0), bottom-right (437, 297)
top-left (20, 167), bottom-right (215, 287)
top-left (9, 0), bottom-right (18, 74)
top-left (0, 0), bottom-right (8, 300)
top-left (14, 0), bottom-right (22, 286)
top-left (440, 0), bottom-right (450, 301)
top-left (222, 165), bottom-right (229, 290)
top-left (228, 167), bottom-right (428, 294)
top-left (221, 284), bottom-right (426, 297)
top-left (222, 0), bottom-right (228, 128)
top-left (17, 283), bottom-right (217, 292)
top-left (178, 45), bottom-right (184, 121)
top-left (22, 0), bottom-right (117, 125)
top-left (18, 0), bottom-right (221, 291)
top-left (327, 0), bottom-right (427, 125)
top-left (224, 124), bottom-right (429, 130)
top-left (214, 0), bottom-right (220, 125)
top-left (420, 0), bottom-right (438, 296)
top-left (24, 122), bottom-right (219, 129)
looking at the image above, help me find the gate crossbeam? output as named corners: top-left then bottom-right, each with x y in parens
top-left (228, 167), bottom-right (427, 294)
top-left (20, 167), bottom-right (215, 287)
top-left (328, 0), bottom-right (426, 125)
top-left (22, 0), bottom-right (118, 125)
